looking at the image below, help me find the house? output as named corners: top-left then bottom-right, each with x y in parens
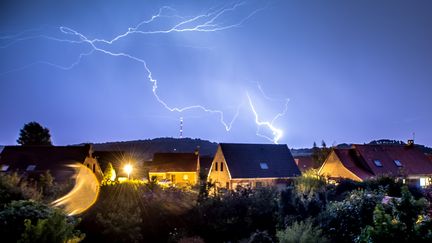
top-left (319, 143), bottom-right (432, 186)
top-left (208, 143), bottom-right (301, 190)
top-left (0, 145), bottom-right (103, 183)
top-left (146, 152), bottom-right (199, 186)
top-left (294, 155), bottom-right (317, 172)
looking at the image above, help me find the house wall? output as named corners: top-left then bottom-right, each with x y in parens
top-left (231, 178), bottom-right (291, 190)
top-left (83, 157), bottom-right (103, 181)
top-left (149, 171), bottom-right (197, 186)
top-left (319, 151), bottom-right (362, 181)
top-left (208, 146), bottom-right (231, 189)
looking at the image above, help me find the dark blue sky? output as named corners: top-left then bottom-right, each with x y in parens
top-left (1, 0), bottom-right (431, 147)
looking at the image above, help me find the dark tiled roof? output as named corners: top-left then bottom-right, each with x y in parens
top-left (294, 155), bottom-right (317, 172)
top-left (0, 145), bottom-right (91, 182)
top-left (354, 144), bottom-right (432, 177)
top-left (146, 153), bottom-right (198, 172)
top-left (219, 143), bottom-right (301, 179)
top-left (333, 148), bottom-right (374, 180)
top-left (333, 145), bottom-right (432, 180)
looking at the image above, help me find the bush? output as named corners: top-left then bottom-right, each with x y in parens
top-left (0, 200), bottom-right (83, 243)
top-left (277, 219), bottom-right (327, 243)
top-left (0, 173), bottom-right (41, 207)
top-left (319, 189), bottom-right (384, 243)
top-left (357, 186), bottom-right (432, 243)
top-left (248, 230), bottom-right (274, 243)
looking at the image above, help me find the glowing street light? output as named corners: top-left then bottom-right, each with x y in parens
top-left (124, 164), bottom-right (133, 179)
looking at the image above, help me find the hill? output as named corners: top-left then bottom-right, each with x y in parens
top-left (86, 137), bottom-right (218, 160)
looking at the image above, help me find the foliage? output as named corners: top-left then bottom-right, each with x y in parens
top-left (295, 169), bottom-right (327, 196)
top-left (101, 162), bottom-right (116, 185)
top-left (311, 141), bottom-right (331, 168)
top-left (186, 187), bottom-right (279, 242)
top-left (19, 210), bottom-right (84, 243)
top-left (0, 173), bottom-right (41, 208)
top-left (357, 186), bottom-right (432, 242)
top-left (277, 219), bottom-right (328, 243)
top-left (319, 189), bottom-right (384, 243)
top-left (17, 121), bottom-right (52, 146)
top-left (248, 230), bottom-right (274, 243)
top-left (80, 182), bottom-right (196, 242)
top-left (0, 200), bottom-right (83, 243)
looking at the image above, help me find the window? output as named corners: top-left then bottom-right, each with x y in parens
top-left (26, 165), bottom-right (36, 171)
top-left (171, 174), bottom-right (176, 182)
top-left (221, 162), bottom-right (224, 171)
top-left (215, 162), bottom-right (218, 171)
top-left (1, 165), bottom-right (9, 172)
top-left (393, 160), bottom-right (402, 167)
top-left (226, 182), bottom-right (229, 189)
top-left (420, 178), bottom-right (428, 187)
top-left (260, 162), bottom-right (269, 169)
top-left (373, 160), bottom-right (382, 167)
top-left (92, 164), bottom-right (96, 173)
top-left (183, 174), bottom-right (189, 181)
top-left (256, 181), bottom-right (263, 187)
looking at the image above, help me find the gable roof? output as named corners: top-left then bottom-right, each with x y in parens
top-left (331, 144), bottom-right (432, 180)
top-left (146, 153), bottom-right (198, 172)
top-left (219, 143), bottom-right (301, 179)
top-left (354, 144), bottom-right (432, 176)
top-left (0, 145), bottom-right (92, 182)
top-left (332, 148), bottom-right (374, 180)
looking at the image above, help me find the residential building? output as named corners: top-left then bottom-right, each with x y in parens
top-left (208, 143), bottom-right (301, 190)
top-left (0, 144), bottom-right (103, 182)
top-left (146, 152), bottom-right (199, 186)
top-left (294, 155), bottom-right (317, 172)
top-left (319, 143), bottom-right (432, 186)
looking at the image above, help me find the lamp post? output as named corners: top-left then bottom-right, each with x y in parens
top-left (124, 164), bottom-right (133, 180)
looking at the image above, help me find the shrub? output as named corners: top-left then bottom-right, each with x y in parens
top-left (277, 219), bottom-right (327, 243)
top-left (319, 189), bottom-right (384, 243)
top-left (357, 186), bottom-right (432, 243)
top-left (0, 200), bottom-right (82, 243)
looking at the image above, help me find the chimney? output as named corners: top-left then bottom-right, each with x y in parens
top-left (407, 139), bottom-right (414, 147)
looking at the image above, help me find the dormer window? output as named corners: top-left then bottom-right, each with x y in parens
top-left (26, 165), bottom-right (36, 171)
top-left (260, 162), bottom-right (269, 169)
top-left (393, 160), bottom-right (402, 167)
top-left (1, 165), bottom-right (9, 172)
top-left (373, 160), bottom-right (382, 167)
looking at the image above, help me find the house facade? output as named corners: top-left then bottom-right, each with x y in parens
top-left (319, 143), bottom-right (432, 186)
top-left (146, 152), bottom-right (200, 186)
top-left (0, 144), bottom-right (103, 182)
top-left (208, 143), bottom-right (301, 190)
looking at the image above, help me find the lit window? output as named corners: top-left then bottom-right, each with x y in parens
top-left (183, 174), bottom-right (189, 181)
top-left (26, 165), bottom-right (36, 171)
top-left (1, 165), bottom-right (9, 172)
top-left (420, 178), bottom-right (427, 187)
top-left (260, 162), bottom-right (269, 169)
top-left (393, 160), bottom-right (402, 167)
top-left (373, 160), bottom-right (382, 167)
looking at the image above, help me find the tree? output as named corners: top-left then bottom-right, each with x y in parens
top-left (17, 122), bottom-right (52, 146)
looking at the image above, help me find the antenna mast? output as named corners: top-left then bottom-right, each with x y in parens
top-left (179, 117), bottom-right (183, 139)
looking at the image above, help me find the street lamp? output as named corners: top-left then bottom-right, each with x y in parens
top-left (124, 164), bottom-right (133, 179)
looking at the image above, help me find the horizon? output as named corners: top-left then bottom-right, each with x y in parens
top-left (1, 0), bottom-right (431, 148)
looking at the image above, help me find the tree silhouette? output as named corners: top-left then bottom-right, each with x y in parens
top-left (17, 122), bottom-right (52, 146)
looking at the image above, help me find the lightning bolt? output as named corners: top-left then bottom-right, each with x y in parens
top-left (0, 1), bottom-right (289, 143)
top-left (246, 83), bottom-right (289, 144)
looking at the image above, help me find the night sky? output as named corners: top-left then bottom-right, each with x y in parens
top-left (1, 0), bottom-right (431, 147)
